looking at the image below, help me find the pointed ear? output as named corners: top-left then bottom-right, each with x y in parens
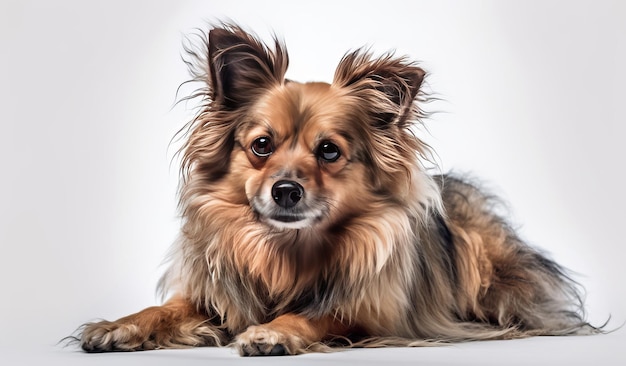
top-left (208, 25), bottom-right (288, 109)
top-left (333, 50), bottom-right (425, 127)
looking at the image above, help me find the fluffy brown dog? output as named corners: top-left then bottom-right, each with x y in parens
top-left (78, 24), bottom-right (597, 356)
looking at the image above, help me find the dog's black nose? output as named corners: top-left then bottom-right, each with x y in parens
top-left (271, 180), bottom-right (304, 208)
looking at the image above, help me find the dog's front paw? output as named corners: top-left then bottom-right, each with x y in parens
top-left (80, 321), bottom-right (147, 352)
top-left (235, 325), bottom-right (306, 356)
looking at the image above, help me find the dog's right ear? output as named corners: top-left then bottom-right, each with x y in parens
top-left (208, 26), bottom-right (289, 109)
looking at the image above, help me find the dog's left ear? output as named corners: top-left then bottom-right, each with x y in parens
top-left (333, 50), bottom-right (425, 128)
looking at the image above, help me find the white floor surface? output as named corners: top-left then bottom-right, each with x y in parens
top-left (4, 330), bottom-right (625, 366)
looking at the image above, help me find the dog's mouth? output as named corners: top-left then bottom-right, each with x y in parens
top-left (250, 198), bottom-right (325, 230)
top-left (253, 206), bottom-right (323, 229)
top-left (272, 214), bottom-right (306, 223)
top-left (262, 210), bottom-right (321, 230)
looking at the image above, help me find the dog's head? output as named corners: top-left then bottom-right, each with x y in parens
top-left (181, 25), bottom-right (429, 232)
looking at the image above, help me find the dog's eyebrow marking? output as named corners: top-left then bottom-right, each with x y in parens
top-left (262, 123), bottom-right (277, 139)
top-left (245, 119), bottom-right (274, 137)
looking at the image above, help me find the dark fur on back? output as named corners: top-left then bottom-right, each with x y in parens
top-left (435, 174), bottom-right (589, 335)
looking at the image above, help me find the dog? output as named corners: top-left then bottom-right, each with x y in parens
top-left (77, 24), bottom-right (599, 356)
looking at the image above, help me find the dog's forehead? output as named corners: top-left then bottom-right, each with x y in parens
top-left (251, 82), bottom-right (351, 137)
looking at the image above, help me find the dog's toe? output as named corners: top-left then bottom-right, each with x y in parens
top-left (236, 325), bottom-right (304, 356)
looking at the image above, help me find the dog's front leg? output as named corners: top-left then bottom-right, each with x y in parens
top-left (79, 295), bottom-right (225, 352)
top-left (235, 313), bottom-right (346, 356)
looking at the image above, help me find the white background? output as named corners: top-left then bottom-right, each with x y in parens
top-left (1, 0), bottom-right (624, 364)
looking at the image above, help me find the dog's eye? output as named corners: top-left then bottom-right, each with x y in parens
top-left (251, 137), bottom-right (273, 157)
top-left (316, 141), bottom-right (341, 162)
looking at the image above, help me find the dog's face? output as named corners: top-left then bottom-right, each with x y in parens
top-left (182, 26), bottom-right (428, 233)
top-left (238, 82), bottom-right (367, 229)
